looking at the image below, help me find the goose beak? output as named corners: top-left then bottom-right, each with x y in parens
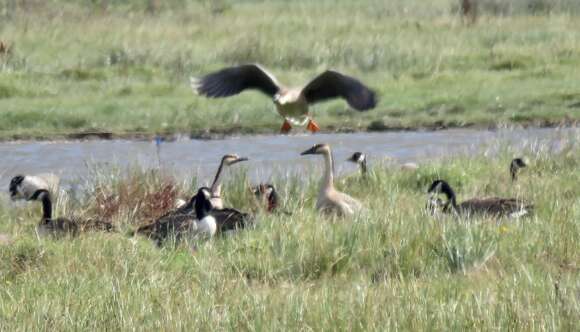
top-left (347, 155), bottom-right (357, 162)
top-left (300, 147), bottom-right (317, 155)
top-left (232, 157), bottom-right (249, 164)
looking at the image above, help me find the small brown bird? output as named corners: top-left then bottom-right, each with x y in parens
top-left (427, 180), bottom-right (533, 218)
top-left (191, 64), bottom-right (377, 133)
top-left (252, 183), bottom-right (279, 212)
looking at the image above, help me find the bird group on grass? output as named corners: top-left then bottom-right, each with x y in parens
top-left (4, 64), bottom-right (533, 249)
top-left (8, 143), bottom-right (532, 249)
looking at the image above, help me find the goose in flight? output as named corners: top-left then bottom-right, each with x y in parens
top-left (191, 64), bottom-right (377, 133)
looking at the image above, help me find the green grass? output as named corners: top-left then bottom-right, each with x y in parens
top-left (0, 139), bottom-right (578, 329)
top-left (0, 0), bottom-right (579, 140)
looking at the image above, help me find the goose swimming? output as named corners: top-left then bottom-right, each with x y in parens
top-left (427, 179), bottom-right (533, 218)
top-left (301, 144), bottom-right (363, 216)
top-left (191, 64), bottom-right (376, 133)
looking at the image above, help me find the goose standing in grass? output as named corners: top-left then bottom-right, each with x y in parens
top-left (347, 152), bottom-right (368, 176)
top-left (9, 174), bottom-right (60, 201)
top-left (427, 180), bottom-right (533, 218)
top-left (301, 144), bottom-right (363, 216)
top-left (191, 64), bottom-right (377, 133)
top-left (510, 157), bottom-right (527, 181)
top-left (28, 189), bottom-right (113, 238)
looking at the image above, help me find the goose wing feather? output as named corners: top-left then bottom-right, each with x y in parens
top-left (213, 208), bottom-right (251, 233)
top-left (460, 197), bottom-right (533, 217)
top-left (191, 64), bottom-right (281, 98)
top-left (301, 70), bottom-right (376, 111)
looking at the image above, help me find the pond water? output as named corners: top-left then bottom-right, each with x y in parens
top-left (0, 127), bottom-right (577, 192)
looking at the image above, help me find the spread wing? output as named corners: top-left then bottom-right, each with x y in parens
top-left (191, 64), bottom-right (281, 98)
top-left (301, 70), bottom-right (377, 111)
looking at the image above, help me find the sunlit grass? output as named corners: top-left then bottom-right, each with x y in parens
top-left (0, 0), bottom-right (579, 140)
top-left (0, 138), bottom-right (578, 329)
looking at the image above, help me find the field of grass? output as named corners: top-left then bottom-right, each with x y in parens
top-left (0, 136), bottom-right (578, 329)
top-left (0, 0), bottom-right (579, 140)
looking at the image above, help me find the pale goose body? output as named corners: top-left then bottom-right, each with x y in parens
top-left (192, 64), bottom-right (376, 133)
top-left (302, 144), bottom-right (363, 216)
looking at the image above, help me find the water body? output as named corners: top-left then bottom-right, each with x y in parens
top-left (0, 128), bottom-right (577, 191)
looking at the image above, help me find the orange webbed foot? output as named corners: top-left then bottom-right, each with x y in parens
top-left (280, 120), bottom-right (292, 134)
top-left (306, 119), bottom-right (320, 133)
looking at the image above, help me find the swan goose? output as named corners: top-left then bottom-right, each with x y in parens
top-left (191, 64), bottom-right (377, 133)
top-left (301, 144), bottom-right (363, 216)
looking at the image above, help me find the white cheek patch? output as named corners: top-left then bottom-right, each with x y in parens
top-left (12, 176), bottom-right (51, 201)
top-left (509, 209), bottom-right (529, 219)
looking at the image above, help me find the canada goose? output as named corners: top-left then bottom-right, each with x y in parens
top-left (427, 180), bottom-right (533, 218)
top-left (425, 196), bottom-right (446, 216)
top-left (510, 157), bottom-right (527, 181)
top-left (134, 187), bottom-right (217, 246)
top-left (347, 152), bottom-right (368, 176)
top-left (301, 144), bottom-right (363, 216)
top-left (252, 183), bottom-right (279, 212)
top-left (28, 189), bottom-right (113, 238)
top-left (9, 174), bottom-right (60, 201)
top-left (191, 64), bottom-right (376, 133)
top-left (208, 154), bottom-right (249, 209)
top-left (135, 187), bottom-right (250, 246)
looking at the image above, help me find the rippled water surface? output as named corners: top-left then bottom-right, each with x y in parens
top-left (0, 128), bottom-right (577, 191)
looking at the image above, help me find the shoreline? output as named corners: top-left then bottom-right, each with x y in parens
top-left (0, 119), bottom-right (577, 143)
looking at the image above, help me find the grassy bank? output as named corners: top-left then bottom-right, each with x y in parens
top-left (0, 138), bottom-right (578, 329)
top-left (0, 0), bottom-right (579, 140)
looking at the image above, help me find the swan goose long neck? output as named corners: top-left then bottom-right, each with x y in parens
top-left (301, 144), bottom-right (362, 216)
top-left (208, 154), bottom-right (248, 209)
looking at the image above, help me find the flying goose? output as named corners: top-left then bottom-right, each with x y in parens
top-left (191, 64), bottom-right (377, 133)
top-left (427, 180), bottom-right (533, 218)
top-left (29, 189), bottom-right (113, 238)
top-left (510, 157), bottom-right (527, 181)
top-left (301, 144), bottom-right (363, 216)
top-left (347, 152), bottom-right (368, 176)
top-left (9, 174), bottom-right (60, 201)
top-left (134, 187), bottom-right (250, 246)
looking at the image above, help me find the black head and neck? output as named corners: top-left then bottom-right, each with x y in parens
top-left (510, 158), bottom-right (527, 181)
top-left (347, 152), bottom-right (367, 176)
top-left (30, 189), bottom-right (52, 220)
top-left (427, 180), bottom-right (458, 211)
top-left (8, 175), bottom-right (25, 200)
top-left (194, 187), bottom-right (213, 220)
